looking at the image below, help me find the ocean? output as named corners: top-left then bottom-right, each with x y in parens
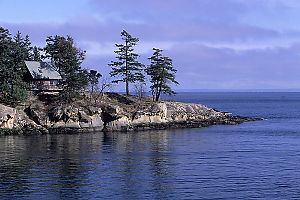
top-left (1, 92), bottom-right (300, 199)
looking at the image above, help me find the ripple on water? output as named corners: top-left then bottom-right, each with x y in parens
top-left (1, 92), bottom-right (300, 199)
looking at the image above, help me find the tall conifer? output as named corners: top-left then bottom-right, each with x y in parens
top-left (146, 48), bottom-right (179, 102)
top-left (109, 30), bottom-right (144, 95)
top-left (0, 28), bottom-right (30, 106)
top-left (44, 35), bottom-right (88, 103)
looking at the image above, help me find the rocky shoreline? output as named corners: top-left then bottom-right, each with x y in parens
top-left (0, 93), bottom-right (262, 135)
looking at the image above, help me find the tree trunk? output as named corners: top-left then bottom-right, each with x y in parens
top-left (154, 79), bottom-right (160, 102)
top-left (152, 90), bottom-right (155, 102)
top-left (90, 85), bottom-right (93, 102)
top-left (156, 87), bottom-right (161, 102)
top-left (125, 39), bottom-right (129, 96)
top-left (126, 78), bottom-right (129, 96)
top-left (154, 86), bottom-right (159, 102)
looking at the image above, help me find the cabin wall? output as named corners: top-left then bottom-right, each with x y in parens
top-left (30, 80), bottom-right (61, 91)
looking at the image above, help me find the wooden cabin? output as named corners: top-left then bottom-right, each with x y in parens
top-left (25, 61), bottom-right (62, 93)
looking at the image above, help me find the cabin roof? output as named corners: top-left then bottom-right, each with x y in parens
top-left (25, 61), bottom-right (62, 80)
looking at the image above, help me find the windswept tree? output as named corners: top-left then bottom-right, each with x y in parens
top-left (146, 48), bottom-right (179, 102)
top-left (109, 30), bottom-right (144, 96)
top-left (87, 69), bottom-right (102, 101)
top-left (0, 28), bottom-right (32, 106)
top-left (44, 35), bottom-right (89, 103)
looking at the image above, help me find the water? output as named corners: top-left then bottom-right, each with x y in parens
top-left (1, 92), bottom-right (300, 199)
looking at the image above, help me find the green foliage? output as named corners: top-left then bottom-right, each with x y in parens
top-left (32, 46), bottom-right (42, 61)
top-left (44, 35), bottom-right (89, 103)
top-left (109, 30), bottom-right (145, 95)
top-left (0, 27), bottom-right (181, 106)
top-left (88, 69), bottom-right (102, 93)
top-left (88, 70), bottom-right (102, 88)
top-left (0, 28), bottom-right (30, 106)
top-left (14, 32), bottom-right (33, 62)
top-left (1, 86), bottom-right (28, 105)
top-left (86, 69), bottom-right (102, 103)
top-left (146, 48), bottom-right (179, 102)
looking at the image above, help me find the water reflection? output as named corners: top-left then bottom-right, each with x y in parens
top-left (1, 124), bottom-right (300, 199)
top-left (0, 130), bottom-right (176, 199)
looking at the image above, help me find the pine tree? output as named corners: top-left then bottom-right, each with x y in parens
top-left (44, 35), bottom-right (89, 103)
top-left (87, 70), bottom-right (102, 102)
top-left (146, 48), bottom-right (179, 102)
top-left (88, 70), bottom-right (102, 93)
top-left (32, 46), bottom-right (42, 61)
top-left (109, 30), bottom-right (144, 96)
top-left (13, 31), bottom-right (32, 71)
top-left (0, 28), bottom-right (30, 106)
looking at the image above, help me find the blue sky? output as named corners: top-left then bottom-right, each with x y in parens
top-left (1, 0), bottom-right (300, 90)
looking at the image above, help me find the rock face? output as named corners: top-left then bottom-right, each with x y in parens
top-left (16, 104), bottom-right (104, 134)
top-left (47, 105), bottom-right (104, 130)
top-left (0, 104), bottom-right (17, 129)
top-left (0, 93), bottom-right (261, 134)
top-left (0, 104), bottom-right (39, 134)
top-left (102, 100), bottom-right (260, 132)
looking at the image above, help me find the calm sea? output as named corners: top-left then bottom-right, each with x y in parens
top-left (1, 92), bottom-right (300, 199)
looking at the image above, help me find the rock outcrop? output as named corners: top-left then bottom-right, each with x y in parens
top-left (0, 93), bottom-right (261, 135)
top-left (0, 104), bottom-right (17, 129)
top-left (103, 100), bottom-right (260, 132)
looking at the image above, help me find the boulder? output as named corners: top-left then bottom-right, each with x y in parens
top-left (0, 104), bottom-right (16, 129)
top-left (79, 110), bottom-right (91, 123)
top-left (106, 116), bottom-right (131, 131)
top-left (87, 106), bottom-right (102, 115)
top-left (65, 107), bottom-right (79, 121)
top-left (24, 104), bottom-right (49, 126)
top-left (65, 120), bottom-right (81, 128)
top-left (49, 106), bottom-right (64, 122)
top-left (49, 106), bottom-right (79, 122)
top-left (91, 116), bottom-right (104, 128)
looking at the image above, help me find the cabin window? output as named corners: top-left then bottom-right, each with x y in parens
top-left (50, 80), bottom-right (54, 85)
top-left (36, 81), bottom-right (42, 86)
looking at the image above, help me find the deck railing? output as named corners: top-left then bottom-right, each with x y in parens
top-left (30, 84), bottom-right (62, 91)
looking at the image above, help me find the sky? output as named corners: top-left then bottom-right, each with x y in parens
top-left (1, 0), bottom-right (300, 91)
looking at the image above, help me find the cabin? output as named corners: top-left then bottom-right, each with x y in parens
top-left (24, 61), bottom-right (62, 94)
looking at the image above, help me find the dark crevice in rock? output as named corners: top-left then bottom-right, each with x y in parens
top-left (106, 92), bottom-right (134, 105)
top-left (101, 110), bottom-right (118, 129)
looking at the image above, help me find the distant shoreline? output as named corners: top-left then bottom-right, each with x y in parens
top-left (174, 89), bottom-right (300, 92)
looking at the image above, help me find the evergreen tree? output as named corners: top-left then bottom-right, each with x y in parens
top-left (87, 69), bottom-right (102, 102)
top-left (44, 35), bottom-right (89, 103)
top-left (88, 70), bottom-right (102, 93)
top-left (32, 46), bottom-right (42, 61)
top-left (0, 28), bottom-right (29, 106)
top-left (146, 48), bottom-right (179, 102)
top-left (109, 30), bottom-right (144, 96)
top-left (13, 31), bottom-right (33, 70)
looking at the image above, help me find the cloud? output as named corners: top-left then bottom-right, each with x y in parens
top-left (167, 43), bottom-right (300, 89)
top-left (81, 42), bottom-right (300, 90)
top-left (2, 0), bottom-right (300, 90)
